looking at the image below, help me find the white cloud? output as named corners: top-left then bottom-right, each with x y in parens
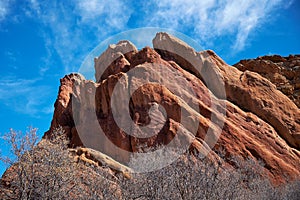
top-left (144, 0), bottom-right (284, 51)
top-left (1, 0), bottom-right (132, 116)
top-left (25, 0), bottom-right (132, 74)
top-left (0, 76), bottom-right (54, 116)
top-left (0, 0), bottom-right (12, 22)
top-left (214, 0), bottom-right (283, 51)
top-left (15, 0), bottom-right (289, 74)
top-left (152, 0), bottom-right (216, 29)
top-left (3, 0), bottom-right (290, 77)
top-left (76, 0), bottom-right (106, 21)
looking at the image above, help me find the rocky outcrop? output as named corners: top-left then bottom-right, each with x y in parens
top-left (94, 40), bottom-right (138, 82)
top-left (70, 147), bottom-right (132, 179)
top-left (234, 55), bottom-right (300, 108)
top-left (44, 73), bottom-right (85, 146)
top-left (153, 33), bottom-right (300, 149)
top-left (42, 32), bottom-right (300, 184)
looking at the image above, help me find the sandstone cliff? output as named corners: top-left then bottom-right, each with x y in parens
top-left (1, 33), bottom-right (300, 199)
top-left (42, 32), bottom-right (300, 184)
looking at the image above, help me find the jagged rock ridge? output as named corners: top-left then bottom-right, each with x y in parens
top-left (39, 32), bottom-right (300, 184)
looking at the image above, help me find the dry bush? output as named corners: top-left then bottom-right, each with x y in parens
top-left (0, 127), bottom-right (76, 199)
top-left (118, 149), bottom-right (299, 200)
top-left (0, 127), bottom-right (123, 199)
top-left (1, 128), bottom-right (299, 200)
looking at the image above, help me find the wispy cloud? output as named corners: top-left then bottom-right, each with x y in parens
top-left (1, 0), bottom-right (292, 76)
top-left (0, 0), bottom-right (132, 116)
top-left (2, 0), bottom-right (290, 72)
top-left (143, 0), bottom-right (286, 51)
top-left (76, 0), bottom-right (131, 29)
top-left (215, 0), bottom-right (283, 51)
top-left (0, 0), bottom-right (12, 22)
top-left (0, 76), bottom-right (54, 116)
top-left (25, 0), bottom-right (132, 73)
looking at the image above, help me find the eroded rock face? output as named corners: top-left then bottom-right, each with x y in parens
top-left (153, 33), bottom-right (300, 149)
top-left (94, 40), bottom-right (138, 82)
top-left (44, 73), bottom-right (85, 146)
top-left (234, 55), bottom-right (300, 108)
top-left (43, 32), bottom-right (300, 184)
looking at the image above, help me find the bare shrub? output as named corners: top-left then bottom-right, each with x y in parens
top-left (1, 128), bottom-right (299, 199)
top-left (0, 127), bottom-right (125, 199)
top-left (118, 150), bottom-right (299, 200)
top-left (0, 127), bottom-right (76, 199)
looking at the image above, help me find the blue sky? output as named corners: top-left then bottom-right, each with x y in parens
top-left (0, 0), bottom-right (299, 175)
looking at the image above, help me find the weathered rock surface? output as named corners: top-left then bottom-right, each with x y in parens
top-left (94, 40), bottom-right (138, 82)
top-left (70, 147), bottom-right (132, 179)
top-left (153, 33), bottom-right (300, 150)
top-left (234, 55), bottom-right (300, 108)
top-left (17, 32), bottom-right (300, 185)
top-left (5, 32), bottom-right (300, 199)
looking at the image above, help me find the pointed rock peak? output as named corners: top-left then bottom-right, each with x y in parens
top-left (153, 32), bottom-right (228, 66)
top-left (153, 32), bottom-right (193, 50)
top-left (94, 40), bottom-right (137, 82)
top-left (152, 32), bottom-right (227, 99)
top-left (201, 50), bottom-right (227, 67)
top-left (61, 73), bottom-right (86, 82)
top-left (129, 46), bottom-right (162, 65)
top-left (108, 40), bottom-right (138, 53)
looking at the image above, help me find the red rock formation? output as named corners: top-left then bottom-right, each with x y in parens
top-left (42, 32), bottom-right (300, 184)
top-left (234, 55), bottom-right (300, 108)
